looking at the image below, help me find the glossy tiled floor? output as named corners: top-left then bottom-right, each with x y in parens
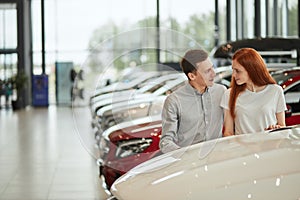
top-left (0, 106), bottom-right (109, 200)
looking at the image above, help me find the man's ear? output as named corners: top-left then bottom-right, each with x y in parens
top-left (188, 72), bottom-right (196, 80)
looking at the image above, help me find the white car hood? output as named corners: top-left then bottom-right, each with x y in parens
top-left (111, 127), bottom-right (300, 200)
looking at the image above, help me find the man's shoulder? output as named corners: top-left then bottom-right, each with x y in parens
top-left (170, 81), bottom-right (189, 94)
top-left (166, 82), bottom-right (191, 100)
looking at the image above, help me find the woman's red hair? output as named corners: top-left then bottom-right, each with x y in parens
top-left (229, 48), bottom-right (276, 119)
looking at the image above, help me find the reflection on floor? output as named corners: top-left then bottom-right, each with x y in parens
top-left (0, 106), bottom-right (109, 200)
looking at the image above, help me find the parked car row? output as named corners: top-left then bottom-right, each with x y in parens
top-left (90, 70), bottom-right (188, 189)
top-left (90, 72), bottom-right (186, 134)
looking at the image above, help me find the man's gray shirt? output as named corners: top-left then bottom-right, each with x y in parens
top-left (159, 81), bottom-right (226, 153)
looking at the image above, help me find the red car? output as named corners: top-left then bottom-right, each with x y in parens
top-left (272, 68), bottom-right (300, 112)
top-left (271, 68), bottom-right (300, 125)
top-left (98, 115), bottom-right (162, 189)
top-left (286, 114), bottom-right (300, 126)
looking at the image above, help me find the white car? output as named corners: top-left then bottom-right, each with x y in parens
top-left (95, 95), bottom-right (166, 135)
top-left (110, 126), bottom-right (300, 200)
top-left (91, 71), bottom-right (161, 98)
top-left (91, 75), bottom-right (187, 119)
top-left (90, 72), bottom-right (183, 106)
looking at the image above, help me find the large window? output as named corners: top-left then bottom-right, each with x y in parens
top-left (31, 0), bottom-right (217, 104)
top-left (0, 3), bottom-right (17, 80)
top-left (0, 3), bottom-right (17, 49)
top-left (0, 0), bottom-right (298, 107)
top-left (217, 0), bottom-right (228, 46)
top-left (160, 0), bottom-right (215, 52)
top-left (263, 0), bottom-right (298, 37)
top-left (29, 0), bottom-right (299, 104)
top-left (0, 3), bottom-right (17, 107)
top-left (223, 0), bottom-right (298, 41)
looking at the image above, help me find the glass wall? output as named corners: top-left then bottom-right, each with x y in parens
top-left (31, 0), bottom-right (216, 67)
top-left (1, 0), bottom-right (298, 107)
top-left (0, 3), bottom-right (18, 80)
top-left (264, 0), bottom-right (299, 37)
top-left (226, 0), bottom-right (298, 40)
top-left (0, 3), bottom-right (17, 49)
top-left (31, 0), bottom-right (216, 104)
top-left (0, 3), bottom-right (17, 108)
top-left (160, 0), bottom-right (215, 53)
top-left (243, 0), bottom-right (255, 38)
top-left (217, 0), bottom-right (228, 46)
top-left (29, 0), bottom-right (299, 104)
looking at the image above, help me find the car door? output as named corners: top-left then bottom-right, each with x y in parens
top-left (285, 81), bottom-right (300, 112)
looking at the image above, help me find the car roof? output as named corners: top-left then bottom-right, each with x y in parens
top-left (97, 95), bottom-right (166, 116)
top-left (102, 114), bottom-right (162, 140)
top-left (212, 38), bottom-right (300, 59)
top-left (272, 67), bottom-right (300, 74)
top-left (271, 67), bottom-right (300, 87)
top-left (152, 75), bottom-right (187, 96)
top-left (92, 71), bottom-right (161, 96)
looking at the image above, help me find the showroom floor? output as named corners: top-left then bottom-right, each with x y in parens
top-left (0, 105), bottom-right (109, 200)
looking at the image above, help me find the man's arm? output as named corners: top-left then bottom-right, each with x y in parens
top-left (159, 96), bottom-right (180, 153)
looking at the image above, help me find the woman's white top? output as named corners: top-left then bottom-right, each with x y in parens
top-left (221, 84), bottom-right (286, 134)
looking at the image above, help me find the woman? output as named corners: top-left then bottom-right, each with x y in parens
top-left (221, 48), bottom-right (286, 136)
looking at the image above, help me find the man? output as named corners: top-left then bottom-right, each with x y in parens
top-left (159, 49), bottom-right (226, 153)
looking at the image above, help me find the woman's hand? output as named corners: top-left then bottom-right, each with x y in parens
top-left (265, 124), bottom-right (283, 130)
top-left (223, 132), bottom-right (234, 137)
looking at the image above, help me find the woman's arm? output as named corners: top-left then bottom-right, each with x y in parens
top-left (223, 109), bottom-right (234, 136)
top-left (276, 111), bottom-right (286, 127)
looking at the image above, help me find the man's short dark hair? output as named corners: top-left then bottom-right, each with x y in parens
top-left (180, 49), bottom-right (208, 78)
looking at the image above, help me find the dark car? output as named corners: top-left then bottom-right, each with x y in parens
top-left (212, 38), bottom-right (300, 67)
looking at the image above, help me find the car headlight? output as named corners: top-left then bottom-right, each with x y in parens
top-left (99, 137), bottom-right (110, 159)
top-left (115, 138), bottom-right (152, 158)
